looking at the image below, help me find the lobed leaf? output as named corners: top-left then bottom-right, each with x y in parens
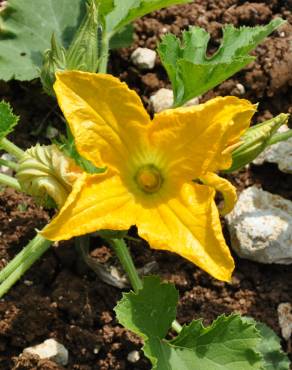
top-left (158, 18), bottom-right (285, 106)
top-left (115, 276), bottom-right (178, 340)
top-left (0, 0), bottom-right (86, 81)
top-left (115, 277), bottom-right (269, 370)
top-left (0, 100), bottom-right (19, 141)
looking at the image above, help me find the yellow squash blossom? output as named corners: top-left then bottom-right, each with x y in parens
top-left (42, 71), bottom-right (256, 281)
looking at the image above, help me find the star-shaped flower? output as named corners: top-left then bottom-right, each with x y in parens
top-left (42, 71), bottom-right (256, 281)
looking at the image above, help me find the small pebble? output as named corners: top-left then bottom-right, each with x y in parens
top-left (23, 339), bottom-right (69, 366)
top-left (131, 47), bottom-right (157, 70)
top-left (150, 88), bottom-right (200, 113)
top-left (23, 280), bottom-right (33, 286)
top-left (278, 303), bottom-right (292, 341)
top-left (127, 350), bottom-right (140, 363)
top-left (150, 88), bottom-right (174, 113)
top-left (235, 83), bottom-right (245, 95)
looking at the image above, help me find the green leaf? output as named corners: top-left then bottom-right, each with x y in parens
top-left (158, 18), bottom-right (285, 106)
top-left (99, 0), bottom-right (191, 36)
top-left (0, 0), bottom-right (86, 81)
top-left (0, 101), bottom-right (19, 141)
top-left (110, 24), bottom-right (134, 49)
top-left (115, 276), bottom-right (178, 340)
top-left (243, 318), bottom-right (290, 370)
top-left (115, 277), bottom-right (264, 370)
top-left (56, 126), bottom-right (104, 174)
top-left (145, 315), bottom-right (263, 370)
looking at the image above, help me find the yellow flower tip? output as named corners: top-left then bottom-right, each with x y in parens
top-left (135, 165), bottom-right (163, 194)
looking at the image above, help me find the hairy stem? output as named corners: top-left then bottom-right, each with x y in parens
top-left (98, 36), bottom-right (110, 73)
top-left (110, 238), bottom-right (182, 333)
top-left (110, 238), bottom-right (143, 292)
top-left (0, 137), bottom-right (24, 160)
top-left (0, 173), bottom-right (21, 191)
top-left (0, 158), bottom-right (18, 171)
top-left (0, 234), bottom-right (51, 298)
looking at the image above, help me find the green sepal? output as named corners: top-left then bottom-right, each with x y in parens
top-left (226, 113), bottom-right (291, 173)
top-left (56, 125), bottom-right (105, 174)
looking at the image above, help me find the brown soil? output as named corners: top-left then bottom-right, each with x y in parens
top-left (0, 1), bottom-right (292, 369)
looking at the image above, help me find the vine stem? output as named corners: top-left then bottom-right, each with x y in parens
top-left (0, 137), bottom-right (24, 160)
top-left (0, 173), bottom-right (21, 191)
top-left (0, 158), bottom-right (18, 171)
top-left (109, 238), bottom-right (182, 334)
top-left (98, 36), bottom-right (110, 73)
top-left (0, 234), bottom-right (51, 298)
top-left (110, 238), bottom-right (143, 292)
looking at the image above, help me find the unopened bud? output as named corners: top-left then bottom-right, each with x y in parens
top-left (16, 144), bottom-right (82, 208)
top-left (40, 34), bottom-right (67, 96)
top-left (226, 113), bottom-right (291, 173)
top-left (66, 0), bottom-right (99, 72)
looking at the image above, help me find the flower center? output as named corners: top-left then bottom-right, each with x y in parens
top-left (135, 165), bottom-right (163, 193)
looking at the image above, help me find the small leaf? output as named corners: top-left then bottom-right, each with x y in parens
top-left (115, 276), bottom-right (178, 340)
top-left (100, 0), bottom-right (191, 36)
top-left (0, 0), bottom-right (86, 81)
top-left (158, 18), bottom-right (285, 106)
top-left (0, 101), bottom-right (19, 141)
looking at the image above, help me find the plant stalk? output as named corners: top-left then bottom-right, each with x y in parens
top-left (0, 158), bottom-right (18, 171)
top-left (110, 238), bottom-right (182, 333)
top-left (0, 173), bottom-right (21, 191)
top-left (98, 36), bottom-right (110, 73)
top-left (110, 238), bottom-right (143, 292)
top-left (0, 234), bottom-right (51, 298)
top-left (0, 137), bottom-right (24, 160)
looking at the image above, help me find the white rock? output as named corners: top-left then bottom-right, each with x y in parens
top-left (150, 88), bottom-right (174, 113)
top-left (131, 47), bottom-right (156, 70)
top-left (150, 88), bottom-right (200, 113)
top-left (225, 186), bottom-right (292, 264)
top-left (235, 83), bottom-right (245, 95)
top-left (277, 303), bottom-right (292, 340)
top-left (253, 126), bottom-right (292, 174)
top-left (183, 96), bottom-right (200, 107)
top-left (127, 350), bottom-right (140, 363)
top-left (23, 339), bottom-right (69, 366)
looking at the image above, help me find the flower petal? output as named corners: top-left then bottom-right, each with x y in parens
top-left (136, 182), bottom-right (234, 282)
top-left (54, 71), bottom-right (151, 170)
top-left (41, 171), bottom-right (137, 241)
top-left (199, 172), bottom-right (237, 215)
top-left (149, 96), bottom-right (256, 179)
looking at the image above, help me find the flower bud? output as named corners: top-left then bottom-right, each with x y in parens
top-left (16, 144), bottom-right (82, 208)
top-left (225, 113), bottom-right (291, 173)
top-left (66, 0), bottom-right (99, 72)
top-left (40, 34), bottom-right (67, 96)
top-left (40, 0), bottom-right (99, 96)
